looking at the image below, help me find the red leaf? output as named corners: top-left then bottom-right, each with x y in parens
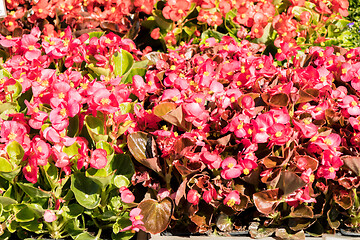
top-left (138, 197), bottom-right (174, 234)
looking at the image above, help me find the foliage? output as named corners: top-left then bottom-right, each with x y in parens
top-left (0, 30), bottom-right (144, 239)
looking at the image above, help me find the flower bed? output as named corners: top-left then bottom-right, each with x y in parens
top-left (0, 0), bottom-right (360, 239)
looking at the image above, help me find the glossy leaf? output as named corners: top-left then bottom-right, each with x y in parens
top-left (113, 49), bottom-right (134, 77)
top-left (127, 132), bottom-right (162, 172)
top-left (17, 183), bottom-right (51, 200)
top-left (15, 206), bottom-right (35, 222)
top-left (253, 188), bottom-right (280, 215)
top-left (6, 141), bottom-right (24, 166)
top-left (153, 102), bottom-right (177, 117)
top-left (113, 175), bottom-right (130, 188)
top-left (71, 173), bottom-right (101, 209)
top-left (122, 68), bottom-right (147, 84)
top-left (138, 197), bottom-right (174, 234)
top-left (85, 115), bottom-right (108, 143)
top-left (0, 157), bottom-right (13, 172)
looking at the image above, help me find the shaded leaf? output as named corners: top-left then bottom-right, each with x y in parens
top-left (138, 197), bottom-right (174, 234)
top-left (289, 218), bottom-right (314, 232)
top-left (341, 156), bottom-right (360, 176)
top-left (216, 213), bottom-right (233, 232)
top-left (110, 154), bottom-right (135, 180)
top-left (269, 93), bottom-right (289, 107)
top-left (327, 208), bottom-right (340, 229)
top-left (276, 171), bottom-right (306, 196)
top-left (290, 205), bottom-right (314, 218)
top-left (249, 222), bottom-right (276, 238)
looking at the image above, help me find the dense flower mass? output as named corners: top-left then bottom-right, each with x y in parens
top-left (0, 0), bottom-right (360, 238)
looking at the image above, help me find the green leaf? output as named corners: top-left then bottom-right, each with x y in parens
top-left (15, 206), bottom-right (35, 222)
top-left (0, 196), bottom-right (17, 207)
top-left (62, 204), bottom-right (84, 219)
top-left (71, 173), bottom-right (101, 209)
top-left (113, 50), bottom-right (134, 77)
top-left (200, 30), bottom-right (226, 44)
top-left (121, 68), bottom-right (147, 84)
top-left (0, 69), bottom-right (11, 79)
top-left (75, 232), bottom-right (97, 240)
top-left (20, 219), bottom-right (43, 232)
top-left (0, 102), bottom-right (18, 120)
top-left (0, 167), bottom-right (21, 181)
top-left (88, 65), bottom-right (110, 77)
top-left (85, 115), bottom-right (108, 143)
top-left (6, 141), bottom-right (24, 166)
top-left (63, 142), bottom-right (80, 158)
top-left (0, 157), bottom-right (13, 172)
top-left (113, 175), bottom-right (130, 188)
top-left (96, 141), bottom-right (114, 157)
top-left (5, 80), bottom-right (22, 101)
top-left (119, 102), bottom-right (134, 115)
top-left (110, 154), bottom-right (135, 180)
top-left (86, 168), bottom-right (113, 189)
top-left (88, 31), bottom-right (105, 39)
top-left (17, 182), bottom-right (51, 200)
top-left (17, 88), bottom-right (33, 112)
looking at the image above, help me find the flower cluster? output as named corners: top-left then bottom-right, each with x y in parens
top-left (0, 28), bottom-right (145, 239)
top-left (126, 36), bottom-right (360, 235)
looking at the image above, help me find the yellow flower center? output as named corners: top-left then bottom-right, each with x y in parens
top-left (195, 98), bottom-right (202, 103)
top-left (171, 96), bottom-right (178, 102)
top-left (351, 101), bottom-right (358, 107)
top-left (329, 167), bottom-right (335, 173)
top-left (324, 138), bottom-right (332, 145)
top-left (58, 92), bottom-right (65, 99)
top-left (60, 108), bottom-right (67, 117)
top-left (275, 131), bottom-right (282, 137)
top-left (227, 163), bottom-right (234, 169)
top-left (100, 98), bottom-right (110, 105)
top-left (226, 198), bottom-right (236, 207)
top-left (135, 215), bottom-right (141, 221)
top-left (309, 174), bottom-right (315, 182)
top-left (28, 45), bottom-right (35, 51)
top-left (243, 168), bottom-right (250, 175)
top-left (8, 132), bottom-right (17, 140)
top-left (230, 97), bottom-right (236, 103)
top-left (37, 146), bottom-right (42, 152)
top-left (204, 71), bottom-right (210, 77)
top-left (237, 122), bottom-right (244, 129)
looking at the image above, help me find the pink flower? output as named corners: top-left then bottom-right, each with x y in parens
top-left (221, 157), bottom-right (243, 180)
top-left (223, 190), bottom-right (240, 207)
top-left (120, 186), bottom-right (135, 203)
top-left (44, 210), bottom-right (57, 223)
top-left (89, 149), bottom-right (107, 169)
top-left (187, 189), bottom-right (200, 205)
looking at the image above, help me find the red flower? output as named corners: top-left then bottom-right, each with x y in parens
top-left (163, 0), bottom-right (190, 21)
